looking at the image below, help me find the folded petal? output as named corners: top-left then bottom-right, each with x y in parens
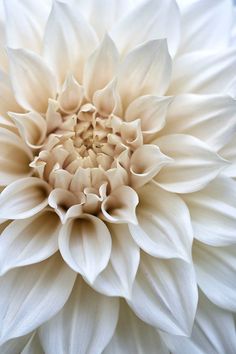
top-left (154, 134), bottom-right (228, 193)
top-left (0, 177), bottom-right (50, 219)
top-left (39, 277), bottom-right (119, 354)
top-left (118, 39), bottom-right (172, 108)
top-left (129, 254), bottom-right (198, 336)
top-left (8, 48), bottom-right (57, 112)
top-left (59, 215), bottom-right (111, 283)
top-left (129, 182), bottom-right (193, 261)
top-left (58, 74), bottom-right (84, 114)
top-left (0, 333), bottom-right (32, 354)
top-left (219, 132), bottom-right (236, 178)
top-left (21, 333), bottom-right (44, 354)
top-left (104, 300), bottom-right (169, 354)
top-left (0, 253), bottom-right (76, 344)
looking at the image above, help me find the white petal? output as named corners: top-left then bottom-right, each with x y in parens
top-left (130, 182), bottom-right (193, 261)
top-left (111, 0), bottom-right (180, 57)
top-left (43, 1), bottom-right (98, 85)
top-left (0, 127), bottom-right (33, 186)
top-left (0, 209), bottom-right (60, 275)
top-left (39, 277), bottom-right (119, 354)
top-left (219, 132), bottom-right (236, 178)
top-left (93, 78), bottom-right (122, 116)
top-left (162, 94), bottom-right (236, 150)
top-left (0, 333), bottom-right (31, 354)
top-left (92, 223), bottom-right (140, 298)
top-left (0, 253), bottom-right (76, 344)
top-left (0, 69), bottom-right (22, 116)
top-left (58, 74), bottom-right (84, 114)
top-left (154, 134), bottom-right (228, 193)
top-left (118, 39), bottom-right (172, 108)
top-left (59, 215), bottom-right (111, 283)
top-left (0, 177), bottom-right (50, 219)
top-left (104, 300), bottom-right (169, 354)
top-left (8, 48), bottom-right (57, 112)
top-left (193, 241), bottom-right (236, 311)
top-left (183, 178), bottom-right (236, 246)
top-left (83, 34), bottom-right (119, 99)
top-left (129, 254), bottom-right (198, 336)
top-left (21, 333), bottom-right (44, 354)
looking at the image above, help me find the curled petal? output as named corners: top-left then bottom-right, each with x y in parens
top-left (93, 78), bottom-right (122, 116)
top-left (58, 74), bottom-right (84, 114)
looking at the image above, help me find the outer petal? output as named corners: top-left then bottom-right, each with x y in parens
top-left (193, 241), bottom-right (236, 311)
top-left (0, 253), bottom-right (76, 344)
top-left (129, 253), bottom-right (198, 336)
top-left (59, 215), bottom-right (112, 283)
top-left (0, 333), bottom-right (32, 354)
top-left (104, 300), bottom-right (169, 354)
top-left (8, 48), bottom-right (57, 112)
top-left (39, 277), bottom-right (119, 354)
top-left (111, 0), bottom-right (180, 57)
top-left (0, 209), bottom-right (60, 275)
top-left (0, 177), bottom-right (51, 219)
top-left (92, 223), bottom-right (140, 298)
top-left (21, 333), bottom-right (44, 354)
top-left (118, 39), bottom-right (172, 108)
top-left (0, 69), bottom-right (22, 117)
top-left (129, 182), bottom-right (193, 261)
top-left (154, 134), bottom-right (228, 193)
top-left (219, 132), bottom-right (236, 178)
top-left (183, 178), bottom-right (236, 246)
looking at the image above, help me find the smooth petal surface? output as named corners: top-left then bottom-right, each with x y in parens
top-left (129, 182), bottom-right (193, 261)
top-left (0, 253), bottom-right (76, 344)
top-left (0, 333), bottom-right (32, 354)
top-left (8, 48), bottom-right (57, 112)
top-left (0, 177), bottom-right (50, 219)
top-left (104, 300), bottom-right (169, 354)
top-left (0, 209), bottom-right (60, 275)
top-left (92, 223), bottom-right (140, 298)
top-left (21, 333), bottom-right (44, 354)
top-left (59, 215), bottom-right (112, 283)
top-left (154, 134), bottom-right (228, 193)
top-left (39, 277), bottom-right (119, 354)
top-left (0, 69), bottom-right (22, 117)
top-left (219, 132), bottom-right (236, 178)
top-left (129, 254), bottom-right (198, 336)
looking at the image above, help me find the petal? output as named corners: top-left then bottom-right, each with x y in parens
top-left (93, 78), bottom-right (122, 116)
top-left (219, 132), bottom-right (236, 178)
top-left (0, 333), bottom-right (32, 354)
top-left (39, 277), bottom-right (119, 354)
top-left (59, 215), bottom-right (112, 283)
top-left (129, 254), bottom-right (198, 336)
top-left (58, 74), bottom-right (84, 114)
top-left (92, 223), bottom-right (140, 298)
top-left (0, 128), bottom-right (33, 186)
top-left (162, 94), bottom-right (236, 151)
top-left (118, 39), bottom-right (172, 108)
top-left (8, 48), bottom-right (57, 112)
top-left (0, 209), bottom-right (60, 275)
top-left (21, 333), bottom-right (44, 354)
top-left (101, 186), bottom-right (139, 224)
top-left (183, 178), bottom-right (236, 246)
top-left (193, 241), bottom-right (236, 311)
top-left (0, 177), bottom-right (51, 219)
top-left (104, 300), bottom-right (169, 354)
top-left (130, 182), bottom-right (193, 261)
top-left (43, 0), bottom-right (98, 85)
top-left (83, 34), bottom-right (119, 100)
top-left (111, 0), bottom-right (180, 57)
top-left (169, 49), bottom-right (236, 95)
top-left (48, 188), bottom-right (79, 223)
top-left (154, 134), bottom-right (228, 193)
top-left (0, 69), bottom-right (22, 117)
top-left (0, 253), bottom-right (76, 344)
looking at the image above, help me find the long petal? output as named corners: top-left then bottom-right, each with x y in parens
top-left (21, 332), bottom-right (44, 354)
top-left (219, 132), bottom-right (236, 178)
top-left (0, 69), bottom-right (22, 117)
top-left (0, 333), bottom-right (32, 354)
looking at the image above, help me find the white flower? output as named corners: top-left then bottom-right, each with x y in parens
top-left (0, 0), bottom-right (236, 353)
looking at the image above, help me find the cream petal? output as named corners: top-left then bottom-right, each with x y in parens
top-left (118, 39), bottom-right (172, 108)
top-left (45, 99), bottom-right (62, 134)
top-left (0, 177), bottom-right (51, 219)
top-left (43, 1), bottom-right (98, 85)
top-left (0, 21), bottom-right (8, 72)
top-left (183, 178), bottom-right (236, 246)
top-left (0, 209), bottom-right (60, 275)
top-left (0, 253), bottom-right (76, 344)
top-left (58, 74), bottom-right (84, 114)
top-left (130, 145), bottom-right (172, 189)
top-left (106, 164), bottom-right (128, 191)
top-left (162, 94), bottom-right (236, 151)
top-left (104, 300), bottom-right (169, 354)
top-left (93, 78), bottom-right (122, 116)
top-left (154, 134), bottom-right (228, 193)
top-left (59, 215), bottom-right (112, 283)
top-left (129, 182), bottom-right (193, 261)
top-left (111, 0), bottom-right (180, 57)
top-left (92, 223), bottom-right (140, 298)
top-left (0, 128), bottom-right (33, 185)
top-left (101, 186), bottom-right (138, 224)
top-left (128, 254), bottom-right (198, 336)
top-left (193, 241), bottom-right (236, 311)
top-left (39, 277), bottom-right (119, 354)
top-left (83, 34), bottom-right (119, 100)
top-left (9, 111), bottom-right (47, 149)
top-left (219, 132), bottom-right (236, 178)
top-left (8, 48), bottom-right (57, 112)
top-left (0, 69), bottom-right (22, 117)
top-left (120, 119), bottom-right (143, 149)
top-left (48, 188), bottom-right (79, 223)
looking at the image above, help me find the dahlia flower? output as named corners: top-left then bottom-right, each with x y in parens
top-left (0, 0), bottom-right (236, 352)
